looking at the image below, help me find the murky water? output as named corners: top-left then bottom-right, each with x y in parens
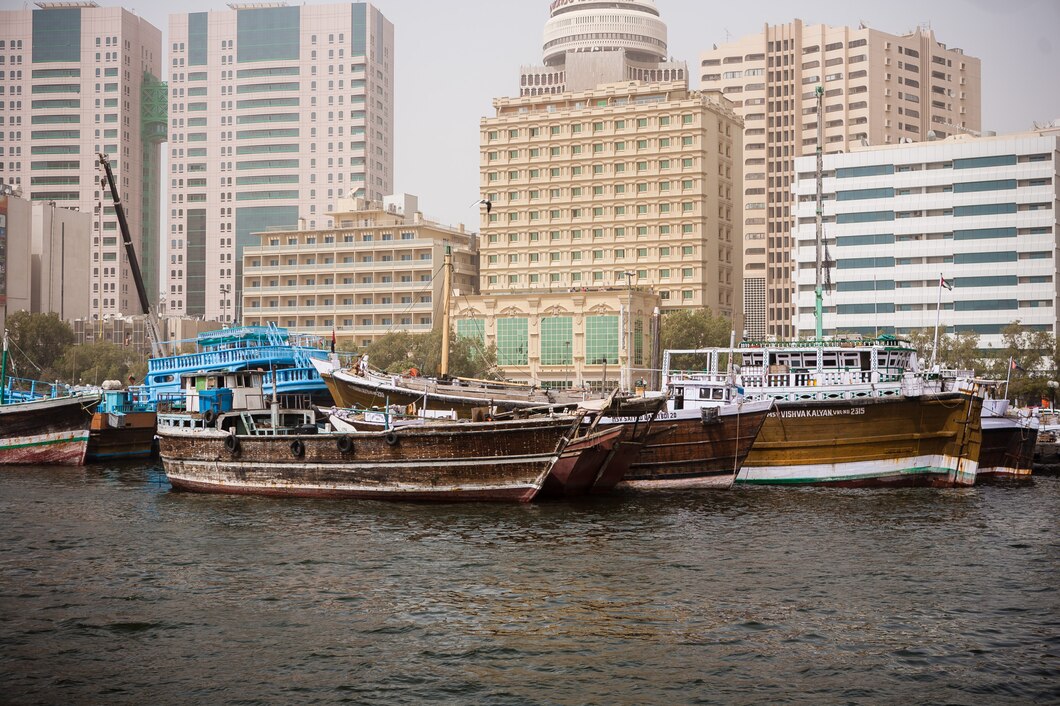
top-left (1, 463), bottom-right (1056, 704)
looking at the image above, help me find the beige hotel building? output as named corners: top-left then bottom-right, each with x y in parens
top-left (458, 0), bottom-right (743, 390)
top-left (241, 194), bottom-right (477, 348)
top-left (465, 80), bottom-right (744, 388)
top-left (700, 20), bottom-right (981, 339)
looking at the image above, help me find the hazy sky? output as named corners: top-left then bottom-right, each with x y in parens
top-left (5, 0), bottom-right (1059, 230)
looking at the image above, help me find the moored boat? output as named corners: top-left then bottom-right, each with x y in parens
top-left (613, 399), bottom-right (774, 489)
top-left (156, 370), bottom-right (587, 502)
top-left (0, 387), bottom-right (99, 466)
top-left (86, 382), bottom-right (157, 461)
top-left (314, 357), bottom-right (601, 417)
top-left (663, 340), bottom-right (983, 487)
top-left (146, 325), bottom-right (342, 405)
top-left (0, 331), bottom-right (99, 466)
top-left (977, 398), bottom-right (1037, 479)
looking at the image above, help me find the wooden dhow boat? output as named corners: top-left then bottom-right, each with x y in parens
top-left (0, 332), bottom-right (99, 465)
top-left (312, 356), bottom-right (602, 417)
top-left (664, 340), bottom-right (983, 487)
top-left (978, 399), bottom-right (1037, 479)
top-left (0, 390), bottom-right (100, 466)
top-left (156, 370), bottom-right (588, 502)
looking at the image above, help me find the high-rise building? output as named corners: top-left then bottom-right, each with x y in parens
top-left (166, 2), bottom-right (394, 323)
top-left (241, 194), bottom-right (478, 348)
top-left (700, 19), bottom-right (982, 339)
top-left (520, 0), bottom-right (687, 96)
top-left (0, 192), bottom-right (92, 329)
top-left (792, 124), bottom-right (1059, 349)
top-left (459, 1), bottom-right (742, 389)
top-left (0, 2), bottom-right (164, 320)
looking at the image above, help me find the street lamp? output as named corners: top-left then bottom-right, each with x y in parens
top-left (1048, 380), bottom-right (1058, 409)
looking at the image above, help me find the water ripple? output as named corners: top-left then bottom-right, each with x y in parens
top-left (0, 465), bottom-right (1056, 703)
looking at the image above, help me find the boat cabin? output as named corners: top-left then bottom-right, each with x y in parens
top-left (663, 337), bottom-right (926, 407)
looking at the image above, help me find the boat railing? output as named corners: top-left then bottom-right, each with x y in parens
top-left (2, 376), bottom-right (66, 402)
top-left (148, 345), bottom-right (325, 373)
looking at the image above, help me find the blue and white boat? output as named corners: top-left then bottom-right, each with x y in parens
top-left (144, 324), bottom-right (340, 405)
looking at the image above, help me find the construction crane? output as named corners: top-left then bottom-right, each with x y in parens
top-left (97, 153), bottom-right (163, 358)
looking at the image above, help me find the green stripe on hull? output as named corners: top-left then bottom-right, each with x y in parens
top-left (0, 434), bottom-right (89, 451)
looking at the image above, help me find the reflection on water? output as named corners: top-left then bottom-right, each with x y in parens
top-left (1, 463), bottom-right (1056, 704)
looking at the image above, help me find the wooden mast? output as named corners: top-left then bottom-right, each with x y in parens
top-left (440, 246), bottom-right (452, 377)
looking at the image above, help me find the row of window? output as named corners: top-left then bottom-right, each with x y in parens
top-left (486, 158), bottom-right (698, 183)
top-left (485, 135), bottom-right (700, 161)
top-left (485, 245), bottom-right (697, 264)
top-left (485, 114), bottom-right (697, 141)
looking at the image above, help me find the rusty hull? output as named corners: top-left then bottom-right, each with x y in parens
top-left (158, 416), bottom-right (581, 502)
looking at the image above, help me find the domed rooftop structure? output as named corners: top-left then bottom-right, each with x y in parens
top-left (542, 0), bottom-right (668, 66)
top-left (519, 0), bottom-right (686, 96)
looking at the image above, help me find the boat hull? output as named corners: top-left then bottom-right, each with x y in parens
top-left (609, 399), bottom-right (773, 490)
top-left (87, 411), bottom-right (157, 461)
top-left (978, 416), bottom-right (1036, 479)
top-left (0, 395), bottom-right (97, 466)
top-left (322, 367), bottom-right (584, 416)
top-left (737, 393), bottom-right (982, 487)
top-left (539, 425), bottom-right (626, 498)
top-left (158, 417), bottom-right (579, 502)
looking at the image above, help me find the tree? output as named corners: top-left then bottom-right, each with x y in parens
top-left (53, 342), bottom-right (148, 387)
top-left (659, 307), bottom-right (734, 371)
top-left (984, 321), bottom-right (1056, 405)
top-left (3, 311), bottom-right (75, 381)
top-left (364, 328), bottom-right (500, 380)
top-left (904, 326), bottom-right (982, 372)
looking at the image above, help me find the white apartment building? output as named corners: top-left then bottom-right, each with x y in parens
top-left (166, 2), bottom-right (394, 323)
top-left (700, 20), bottom-right (981, 339)
top-left (793, 126), bottom-right (1059, 350)
top-left (0, 1), bottom-right (163, 319)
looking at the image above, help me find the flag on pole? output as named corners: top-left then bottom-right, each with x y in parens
top-left (331, 328), bottom-right (336, 354)
top-left (1010, 357), bottom-right (1025, 372)
top-left (940, 274), bottom-right (953, 290)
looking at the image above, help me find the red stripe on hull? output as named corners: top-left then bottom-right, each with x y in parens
top-left (0, 438), bottom-right (88, 466)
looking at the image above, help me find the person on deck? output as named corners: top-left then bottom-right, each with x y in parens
top-left (358, 354), bottom-right (370, 376)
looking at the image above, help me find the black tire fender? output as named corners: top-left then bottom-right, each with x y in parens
top-left (224, 433), bottom-right (239, 454)
top-left (336, 435), bottom-right (353, 453)
top-left (290, 439), bottom-right (305, 458)
top-left (385, 431), bottom-right (399, 446)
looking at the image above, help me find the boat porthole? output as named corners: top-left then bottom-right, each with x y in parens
top-left (336, 435), bottom-right (353, 453)
top-left (385, 431), bottom-right (399, 446)
top-left (290, 439), bottom-right (305, 458)
top-left (224, 434), bottom-right (240, 454)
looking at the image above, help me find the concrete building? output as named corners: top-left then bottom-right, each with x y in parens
top-left (461, 0), bottom-right (741, 389)
top-left (465, 80), bottom-right (742, 388)
top-left (700, 19), bottom-right (982, 339)
top-left (166, 2), bottom-right (394, 323)
top-left (520, 0), bottom-right (687, 96)
top-left (0, 1), bottom-right (164, 319)
top-left (792, 124), bottom-right (1059, 350)
top-left (0, 192), bottom-right (91, 329)
top-left (241, 195), bottom-right (477, 348)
